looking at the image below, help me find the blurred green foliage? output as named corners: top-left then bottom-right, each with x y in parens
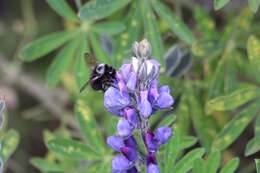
top-left (1, 0), bottom-right (260, 172)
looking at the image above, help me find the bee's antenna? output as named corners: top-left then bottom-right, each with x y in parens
top-left (79, 80), bottom-right (90, 93)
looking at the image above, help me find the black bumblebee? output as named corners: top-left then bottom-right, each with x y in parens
top-left (80, 54), bottom-right (117, 92)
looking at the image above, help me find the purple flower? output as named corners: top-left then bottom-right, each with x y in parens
top-left (112, 155), bottom-right (132, 171)
top-left (103, 40), bottom-right (174, 173)
top-left (120, 147), bottom-right (138, 161)
top-left (155, 127), bottom-right (172, 145)
top-left (123, 107), bottom-right (139, 128)
top-left (107, 135), bottom-right (125, 152)
top-left (124, 136), bottom-right (138, 150)
top-left (144, 131), bottom-right (158, 152)
top-left (117, 118), bottom-right (133, 137)
top-left (104, 87), bottom-right (131, 116)
top-left (138, 90), bottom-right (152, 118)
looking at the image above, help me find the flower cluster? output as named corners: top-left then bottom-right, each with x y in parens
top-left (104, 39), bottom-right (174, 173)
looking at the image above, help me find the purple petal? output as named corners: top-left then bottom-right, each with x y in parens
top-left (148, 80), bottom-right (159, 104)
top-left (126, 72), bottom-right (137, 91)
top-left (112, 155), bottom-right (131, 171)
top-left (104, 87), bottom-right (131, 115)
top-left (123, 107), bottom-right (139, 128)
top-left (155, 127), bottom-right (172, 145)
top-left (144, 131), bottom-right (158, 152)
top-left (117, 118), bottom-right (133, 137)
top-left (124, 136), bottom-right (138, 150)
top-left (107, 135), bottom-right (125, 152)
top-left (147, 164), bottom-right (160, 173)
top-left (147, 59), bottom-right (160, 80)
top-left (120, 147), bottom-right (138, 161)
top-left (112, 170), bottom-right (127, 173)
top-left (138, 90), bottom-right (152, 118)
top-left (159, 86), bottom-right (170, 93)
top-left (154, 90), bottom-right (173, 109)
top-left (120, 64), bottom-right (132, 81)
top-left (127, 166), bottom-right (139, 173)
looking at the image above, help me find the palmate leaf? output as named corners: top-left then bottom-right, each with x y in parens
top-left (219, 158), bottom-right (239, 173)
top-left (30, 158), bottom-right (67, 172)
top-left (214, 0), bottom-right (231, 10)
top-left (92, 21), bottom-right (126, 36)
top-left (139, 0), bottom-right (164, 66)
top-left (74, 33), bottom-right (90, 90)
top-left (79, 0), bottom-right (131, 21)
top-left (47, 37), bottom-right (79, 87)
top-left (249, 0), bottom-right (260, 12)
top-left (46, 0), bottom-right (79, 22)
top-left (172, 148), bottom-right (205, 173)
top-left (75, 100), bottom-right (106, 153)
top-left (212, 100), bottom-right (260, 151)
top-left (206, 87), bottom-right (260, 114)
top-left (0, 129), bottom-right (20, 162)
top-left (152, 0), bottom-right (195, 45)
top-left (47, 138), bottom-right (101, 160)
top-left (19, 30), bottom-right (77, 61)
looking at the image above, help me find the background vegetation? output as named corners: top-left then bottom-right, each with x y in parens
top-left (0, 0), bottom-right (260, 173)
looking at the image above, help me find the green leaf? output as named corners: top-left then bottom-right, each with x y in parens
top-left (0, 129), bottom-right (20, 162)
top-left (140, 0), bottom-right (164, 66)
top-left (79, 0), bottom-right (131, 21)
top-left (172, 148), bottom-right (205, 173)
top-left (194, 6), bottom-right (217, 39)
top-left (255, 115), bottom-right (260, 135)
top-left (19, 30), bottom-right (76, 61)
top-left (191, 39), bottom-right (223, 58)
top-left (46, 0), bottom-right (79, 22)
top-left (193, 159), bottom-right (206, 173)
top-left (245, 136), bottom-right (260, 156)
top-left (220, 158), bottom-right (239, 173)
top-left (249, 0), bottom-right (260, 12)
top-left (113, 1), bottom-right (142, 67)
top-left (92, 21), bottom-right (126, 36)
top-left (212, 101), bottom-right (260, 151)
top-left (206, 87), bottom-right (260, 114)
top-left (180, 136), bottom-right (198, 149)
top-left (74, 33), bottom-right (90, 90)
top-left (247, 36), bottom-right (260, 70)
top-left (152, 0), bottom-right (195, 45)
top-left (206, 150), bottom-right (221, 173)
top-left (188, 91), bottom-right (217, 149)
top-left (47, 38), bottom-right (79, 87)
top-left (75, 100), bottom-right (106, 153)
top-left (256, 159), bottom-right (260, 173)
top-left (30, 158), bottom-right (66, 172)
top-left (90, 33), bottom-right (111, 64)
top-left (163, 126), bottom-right (181, 173)
top-left (214, 0), bottom-right (231, 10)
top-left (47, 138), bottom-right (100, 160)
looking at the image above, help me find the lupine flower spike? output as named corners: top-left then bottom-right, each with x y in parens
top-left (104, 39), bottom-right (174, 173)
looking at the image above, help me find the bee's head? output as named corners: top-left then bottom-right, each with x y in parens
top-left (96, 64), bottom-right (105, 75)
